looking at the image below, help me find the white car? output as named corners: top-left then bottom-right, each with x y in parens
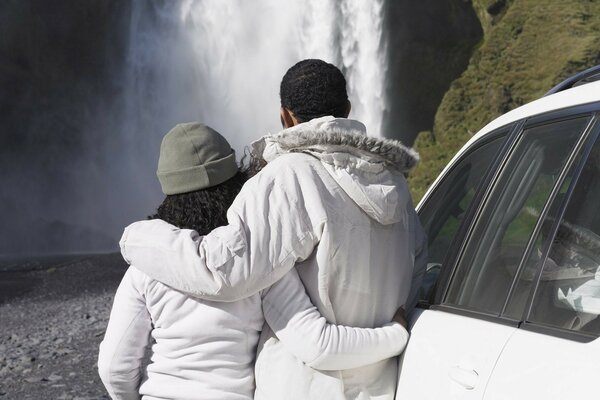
top-left (397, 65), bottom-right (600, 399)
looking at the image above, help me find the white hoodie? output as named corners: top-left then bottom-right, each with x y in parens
top-left (120, 116), bottom-right (427, 399)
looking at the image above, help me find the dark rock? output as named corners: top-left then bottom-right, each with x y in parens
top-left (382, 0), bottom-right (483, 145)
top-left (486, 0), bottom-right (507, 16)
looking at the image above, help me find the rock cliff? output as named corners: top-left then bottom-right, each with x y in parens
top-left (410, 0), bottom-right (600, 201)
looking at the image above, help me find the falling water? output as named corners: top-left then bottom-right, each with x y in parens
top-left (125, 0), bottom-right (388, 156)
top-left (115, 0), bottom-right (386, 238)
top-left (0, 0), bottom-right (390, 256)
top-left (103, 0), bottom-right (390, 249)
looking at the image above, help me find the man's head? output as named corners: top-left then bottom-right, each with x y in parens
top-left (279, 59), bottom-right (351, 128)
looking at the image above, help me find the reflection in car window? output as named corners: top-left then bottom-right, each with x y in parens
top-left (502, 174), bottom-right (574, 320)
top-left (445, 117), bottom-right (590, 315)
top-left (417, 133), bottom-right (507, 303)
top-left (527, 133), bottom-right (600, 336)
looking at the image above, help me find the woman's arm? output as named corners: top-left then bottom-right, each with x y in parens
top-left (98, 267), bottom-right (152, 400)
top-left (261, 269), bottom-right (409, 371)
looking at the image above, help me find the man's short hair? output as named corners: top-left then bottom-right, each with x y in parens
top-left (280, 59), bottom-right (349, 123)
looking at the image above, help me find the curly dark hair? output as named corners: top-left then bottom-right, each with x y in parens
top-left (150, 171), bottom-right (248, 235)
top-left (280, 59), bottom-right (349, 123)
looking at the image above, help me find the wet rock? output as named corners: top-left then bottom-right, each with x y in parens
top-left (24, 376), bottom-right (45, 383)
top-left (18, 355), bottom-right (35, 365)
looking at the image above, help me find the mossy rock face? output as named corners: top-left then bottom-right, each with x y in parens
top-left (409, 0), bottom-right (600, 203)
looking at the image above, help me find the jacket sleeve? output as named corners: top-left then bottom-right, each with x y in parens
top-left (120, 160), bottom-right (326, 302)
top-left (261, 269), bottom-right (409, 371)
top-left (98, 267), bottom-right (152, 400)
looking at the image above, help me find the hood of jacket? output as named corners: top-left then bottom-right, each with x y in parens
top-left (250, 116), bottom-right (419, 225)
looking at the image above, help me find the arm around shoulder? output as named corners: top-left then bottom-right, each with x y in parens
top-left (120, 161), bottom-right (326, 302)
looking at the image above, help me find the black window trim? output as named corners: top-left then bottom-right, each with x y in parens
top-left (423, 102), bottom-right (600, 335)
top-left (430, 304), bottom-right (521, 328)
top-left (526, 101), bottom-right (600, 126)
top-left (520, 321), bottom-right (598, 343)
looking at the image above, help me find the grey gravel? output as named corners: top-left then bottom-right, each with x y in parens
top-left (0, 253), bottom-right (127, 399)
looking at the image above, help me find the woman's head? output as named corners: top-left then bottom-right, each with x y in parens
top-left (152, 122), bottom-right (246, 234)
top-left (152, 171), bottom-right (246, 235)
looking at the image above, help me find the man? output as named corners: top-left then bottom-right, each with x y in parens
top-left (120, 59), bottom-right (427, 399)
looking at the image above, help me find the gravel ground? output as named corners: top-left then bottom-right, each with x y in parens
top-left (0, 253), bottom-right (127, 399)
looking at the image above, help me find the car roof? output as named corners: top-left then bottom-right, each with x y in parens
top-left (417, 80), bottom-right (600, 208)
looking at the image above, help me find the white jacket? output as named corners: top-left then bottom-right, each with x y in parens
top-left (120, 116), bottom-right (427, 400)
top-left (98, 267), bottom-right (408, 400)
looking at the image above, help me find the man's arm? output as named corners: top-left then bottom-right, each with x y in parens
top-left (120, 156), bottom-right (327, 302)
top-left (98, 267), bottom-right (152, 400)
top-left (262, 269), bottom-right (409, 371)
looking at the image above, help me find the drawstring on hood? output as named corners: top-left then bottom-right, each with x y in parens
top-left (250, 116), bottom-right (419, 225)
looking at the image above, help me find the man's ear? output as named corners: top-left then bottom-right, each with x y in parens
top-left (344, 100), bottom-right (351, 118)
top-left (280, 107), bottom-right (297, 128)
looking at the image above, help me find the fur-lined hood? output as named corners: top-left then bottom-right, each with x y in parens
top-left (250, 116), bottom-right (418, 225)
top-left (251, 116), bottom-right (419, 174)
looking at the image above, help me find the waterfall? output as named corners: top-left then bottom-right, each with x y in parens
top-left (1, 0), bottom-right (486, 256)
top-left (25, 0), bottom-right (389, 254)
top-left (125, 0), bottom-right (388, 157)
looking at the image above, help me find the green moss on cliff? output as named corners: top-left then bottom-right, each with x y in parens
top-left (409, 0), bottom-right (600, 202)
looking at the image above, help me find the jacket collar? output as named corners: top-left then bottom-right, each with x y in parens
top-left (251, 116), bottom-right (419, 174)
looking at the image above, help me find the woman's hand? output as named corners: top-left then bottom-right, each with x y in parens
top-left (392, 306), bottom-right (408, 330)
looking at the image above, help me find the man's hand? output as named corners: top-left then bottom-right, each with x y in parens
top-left (392, 306), bottom-right (408, 330)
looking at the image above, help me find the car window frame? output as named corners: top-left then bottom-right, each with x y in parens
top-left (517, 111), bottom-right (600, 342)
top-left (415, 122), bottom-right (520, 308)
top-left (422, 102), bottom-right (600, 337)
top-left (501, 114), bottom-right (599, 316)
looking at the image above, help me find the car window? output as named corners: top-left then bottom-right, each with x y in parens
top-left (417, 133), bottom-right (508, 303)
top-left (526, 132), bottom-right (600, 336)
top-left (445, 117), bottom-right (590, 315)
top-left (501, 173), bottom-right (574, 320)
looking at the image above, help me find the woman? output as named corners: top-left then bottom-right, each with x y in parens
top-left (98, 122), bottom-right (409, 400)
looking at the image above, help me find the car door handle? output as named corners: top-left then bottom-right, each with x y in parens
top-left (448, 366), bottom-right (479, 390)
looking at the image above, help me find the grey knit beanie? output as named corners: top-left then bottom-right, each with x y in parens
top-left (157, 122), bottom-right (238, 195)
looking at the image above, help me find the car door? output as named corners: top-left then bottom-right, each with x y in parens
top-left (396, 126), bottom-right (516, 400)
top-left (483, 109), bottom-right (600, 400)
top-left (397, 112), bottom-right (594, 399)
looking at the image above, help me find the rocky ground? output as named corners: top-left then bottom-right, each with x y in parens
top-left (0, 253), bottom-right (127, 399)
